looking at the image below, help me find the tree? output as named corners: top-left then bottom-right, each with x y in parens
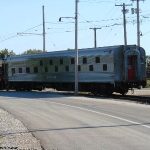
top-left (146, 56), bottom-right (150, 78)
top-left (22, 49), bottom-right (43, 55)
top-left (0, 48), bottom-right (15, 59)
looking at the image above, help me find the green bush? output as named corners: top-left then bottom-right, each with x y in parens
top-left (146, 79), bottom-right (150, 88)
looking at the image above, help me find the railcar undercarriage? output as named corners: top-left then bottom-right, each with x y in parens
top-left (2, 80), bottom-right (146, 96)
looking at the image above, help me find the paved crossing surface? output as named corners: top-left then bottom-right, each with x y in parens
top-left (0, 91), bottom-right (150, 150)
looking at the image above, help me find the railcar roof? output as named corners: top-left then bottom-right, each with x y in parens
top-left (6, 45), bottom-right (137, 62)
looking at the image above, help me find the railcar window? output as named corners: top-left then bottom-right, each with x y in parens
top-left (19, 68), bottom-right (22, 73)
top-left (45, 67), bottom-right (48, 73)
top-left (83, 57), bottom-right (87, 64)
top-left (40, 60), bottom-right (43, 66)
top-left (65, 65), bottom-right (69, 72)
top-left (95, 57), bottom-right (100, 63)
top-left (34, 67), bottom-right (38, 73)
top-left (26, 67), bottom-right (30, 73)
top-left (103, 64), bottom-right (107, 71)
top-left (49, 59), bottom-right (53, 65)
top-left (89, 65), bottom-right (93, 71)
top-left (78, 65), bottom-right (81, 71)
top-left (60, 59), bottom-right (63, 65)
top-left (71, 58), bottom-right (75, 64)
top-left (12, 68), bottom-right (15, 75)
top-left (55, 66), bottom-right (58, 72)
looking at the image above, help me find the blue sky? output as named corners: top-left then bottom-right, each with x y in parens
top-left (0, 0), bottom-right (150, 55)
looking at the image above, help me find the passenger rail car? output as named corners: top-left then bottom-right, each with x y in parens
top-left (1, 45), bottom-right (147, 95)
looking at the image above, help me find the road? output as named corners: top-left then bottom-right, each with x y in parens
top-left (0, 91), bottom-right (150, 150)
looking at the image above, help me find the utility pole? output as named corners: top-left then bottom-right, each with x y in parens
top-left (59, 0), bottom-right (79, 95)
top-left (42, 5), bottom-right (46, 52)
top-left (131, 0), bottom-right (145, 48)
top-left (75, 0), bottom-right (79, 95)
top-left (116, 3), bottom-right (131, 49)
top-left (137, 0), bottom-right (140, 47)
top-left (89, 27), bottom-right (101, 48)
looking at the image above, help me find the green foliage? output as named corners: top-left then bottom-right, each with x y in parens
top-left (22, 49), bottom-right (43, 55)
top-left (146, 56), bottom-right (150, 75)
top-left (146, 79), bottom-right (150, 88)
top-left (0, 48), bottom-right (15, 59)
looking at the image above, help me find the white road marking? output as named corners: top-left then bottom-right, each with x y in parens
top-left (50, 101), bottom-right (150, 129)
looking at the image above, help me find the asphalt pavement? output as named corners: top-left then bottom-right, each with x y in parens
top-left (0, 91), bottom-right (150, 150)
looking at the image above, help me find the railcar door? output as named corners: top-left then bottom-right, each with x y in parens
top-left (127, 55), bottom-right (137, 81)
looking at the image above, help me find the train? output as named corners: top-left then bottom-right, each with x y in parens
top-left (0, 45), bottom-right (147, 95)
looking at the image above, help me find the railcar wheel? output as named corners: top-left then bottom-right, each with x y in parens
top-left (106, 90), bottom-right (113, 96)
top-left (121, 91), bottom-right (128, 96)
top-left (91, 90), bottom-right (99, 96)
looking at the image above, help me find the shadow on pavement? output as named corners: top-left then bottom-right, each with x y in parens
top-left (0, 91), bottom-right (72, 99)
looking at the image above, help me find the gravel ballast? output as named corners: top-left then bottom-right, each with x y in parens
top-left (0, 109), bottom-right (42, 150)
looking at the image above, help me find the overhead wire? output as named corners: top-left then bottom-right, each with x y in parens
top-left (1, 0), bottom-right (150, 45)
top-left (80, 0), bottom-right (115, 3)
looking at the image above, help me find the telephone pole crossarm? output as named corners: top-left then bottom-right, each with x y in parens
top-left (89, 27), bottom-right (102, 48)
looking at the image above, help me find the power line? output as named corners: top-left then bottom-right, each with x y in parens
top-left (80, 0), bottom-right (115, 3)
top-left (0, 24), bottom-right (42, 43)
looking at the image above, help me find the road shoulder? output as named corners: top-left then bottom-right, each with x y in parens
top-left (0, 108), bottom-right (42, 150)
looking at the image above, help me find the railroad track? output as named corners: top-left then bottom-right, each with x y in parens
top-left (110, 94), bottom-right (150, 104)
top-left (64, 92), bottom-right (150, 105)
top-left (60, 91), bottom-right (150, 105)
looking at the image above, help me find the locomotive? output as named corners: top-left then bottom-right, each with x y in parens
top-left (0, 45), bottom-right (147, 95)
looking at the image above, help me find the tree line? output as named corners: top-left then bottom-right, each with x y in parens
top-left (0, 48), bottom-right (43, 59)
top-left (146, 56), bottom-right (150, 78)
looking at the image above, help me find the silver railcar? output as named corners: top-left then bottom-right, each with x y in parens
top-left (6, 45), bottom-right (146, 95)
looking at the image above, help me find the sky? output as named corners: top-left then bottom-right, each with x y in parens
top-left (0, 0), bottom-right (150, 55)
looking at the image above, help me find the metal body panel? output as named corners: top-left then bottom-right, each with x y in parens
top-left (7, 46), bottom-right (117, 83)
top-left (6, 45), bottom-right (146, 88)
